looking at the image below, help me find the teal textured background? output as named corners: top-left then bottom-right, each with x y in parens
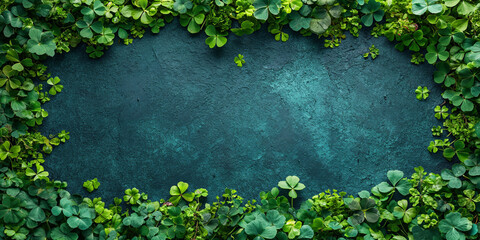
top-left (41, 21), bottom-right (450, 203)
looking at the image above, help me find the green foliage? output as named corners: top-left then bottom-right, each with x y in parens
top-left (83, 178), bottom-right (100, 192)
top-left (347, 196), bottom-right (379, 225)
top-left (234, 54), bottom-right (246, 67)
top-left (426, 44), bottom-right (449, 64)
top-left (27, 28), bottom-right (56, 57)
top-left (411, 53), bottom-right (425, 64)
top-left (169, 181), bottom-right (194, 204)
top-left (253, 0), bottom-right (281, 21)
top-left (376, 170), bottom-right (411, 195)
top-left (205, 25), bottom-right (227, 48)
top-left (415, 86), bottom-right (430, 100)
top-left (438, 212), bottom-right (472, 240)
top-left (432, 126), bottom-right (443, 136)
top-left (278, 175), bottom-right (305, 204)
top-left (173, 0), bottom-right (193, 14)
top-left (360, 0), bottom-right (384, 27)
top-left (363, 44), bottom-right (379, 59)
top-left (123, 188), bottom-right (141, 204)
top-left (47, 77), bottom-right (63, 95)
top-left (397, 30), bottom-right (428, 52)
top-left (0, 141), bottom-right (20, 160)
top-left (435, 105), bottom-right (449, 119)
top-left (412, 0), bottom-right (443, 15)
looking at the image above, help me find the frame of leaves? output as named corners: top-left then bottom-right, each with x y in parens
top-left (1, 0), bottom-right (480, 239)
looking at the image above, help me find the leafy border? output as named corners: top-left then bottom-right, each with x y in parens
top-left (1, 0), bottom-right (480, 239)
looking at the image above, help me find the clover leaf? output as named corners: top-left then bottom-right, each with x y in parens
top-left (0, 141), bottom-right (21, 161)
top-left (93, 0), bottom-right (106, 15)
top-left (289, 12), bottom-right (311, 32)
top-left (415, 86), bottom-right (430, 100)
top-left (0, 65), bottom-right (21, 90)
top-left (451, 95), bottom-right (474, 112)
top-left (364, 44), bottom-right (379, 59)
top-left (169, 181), bottom-right (195, 205)
top-left (124, 188), bottom-right (141, 204)
top-left (360, 0), bottom-right (384, 27)
top-left (253, 0), bottom-right (281, 21)
top-left (149, 18), bottom-right (166, 33)
top-left (393, 199), bottom-right (417, 223)
top-left (205, 25), bottom-right (227, 48)
top-left (122, 212), bottom-right (146, 228)
top-left (278, 176), bottom-right (305, 199)
top-left (66, 207), bottom-right (94, 230)
top-left (426, 44), bottom-right (449, 64)
top-left (134, 0), bottom-right (157, 24)
top-left (80, 0), bottom-right (106, 18)
top-left (0, 195), bottom-right (28, 224)
top-left (0, 11), bottom-right (23, 38)
top-left (434, 63), bottom-right (456, 87)
top-left (26, 27), bottom-right (56, 57)
top-left (347, 197), bottom-right (379, 225)
top-left (47, 76), bottom-right (63, 95)
top-left (179, 6), bottom-right (205, 34)
top-left (377, 170), bottom-right (411, 195)
top-left (400, 30), bottom-right (428, 52)
top-left (51, 223), bottom-right (79, 240)
top-left (464, 156), bottom-right (480, 176)
top-left (439, 212), bottom-right (472, 240)
top-left (234, 54), bottom-right (245, 67)
top-left (412, 0), bottom-right (443, 15)
top-left (443, 141), bottom-right (469, 162)
top-left (271, 29), bottom-right (289, 42)
top-left (86, 45), bottom-right (104, 58)
top-left (96, 27), bottom-right (115, 44)
top-left (434, 105), bottom-right (449, 119)
top-left (245, 215), bottom-right (278, 239)
top-left (173, 0), bottom-right (193, 14)
top-left (445, 0), bottom-right (475, 15)
top-left (412, 226), bottom-right (442, 240)
top-left (282, 219), bottom-right (302, 239)
top-left (309, 8), bottom-right (331, 35)
top-left (5, 49), bottom-right (33, 72)
top-left (231, 20), bottom-right (255, 36)
top-left (458, 189), bottom-right (480, 212)
top-left (465, 42), bottom-right (480, 65)
top-left (52, 198), bottom-right (77, 217)
top-left (298, 225), bottom-right (314, 239)
top-left (438, 28), bottom-right (465, 46)
top-left (76, 16), bottom-right (103, 38)
top-left (441, 164), bottom-right (466, 188)
top-left (25, 163), bottom-right (49, 181)
top-left (83, 178), bottom-right (100, 192)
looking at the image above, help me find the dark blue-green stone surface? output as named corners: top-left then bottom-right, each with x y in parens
top-left (41, 21), bottom-right (451, 203)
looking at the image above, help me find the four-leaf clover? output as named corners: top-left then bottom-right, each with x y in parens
top-left (415, 86), bottom-right (430, 100)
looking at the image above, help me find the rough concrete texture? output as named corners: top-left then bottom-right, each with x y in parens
top-left (41, 20), bottom-right (451, 203)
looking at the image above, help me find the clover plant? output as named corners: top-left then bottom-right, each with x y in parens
top-left (169, 181), bottom-right (195, 205)
top-left (205, 25), bottom-right (228, 48)
top-left (278, 176), bottom-right (305, 206)
top-left (363, 44), bottom-right (379, 59)
top-left (83, 178), bottom-right (100, 192)
top-left (415, 86), bottom-right (430, 100)
top-left (234, 54), bottom-right (245, 67)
